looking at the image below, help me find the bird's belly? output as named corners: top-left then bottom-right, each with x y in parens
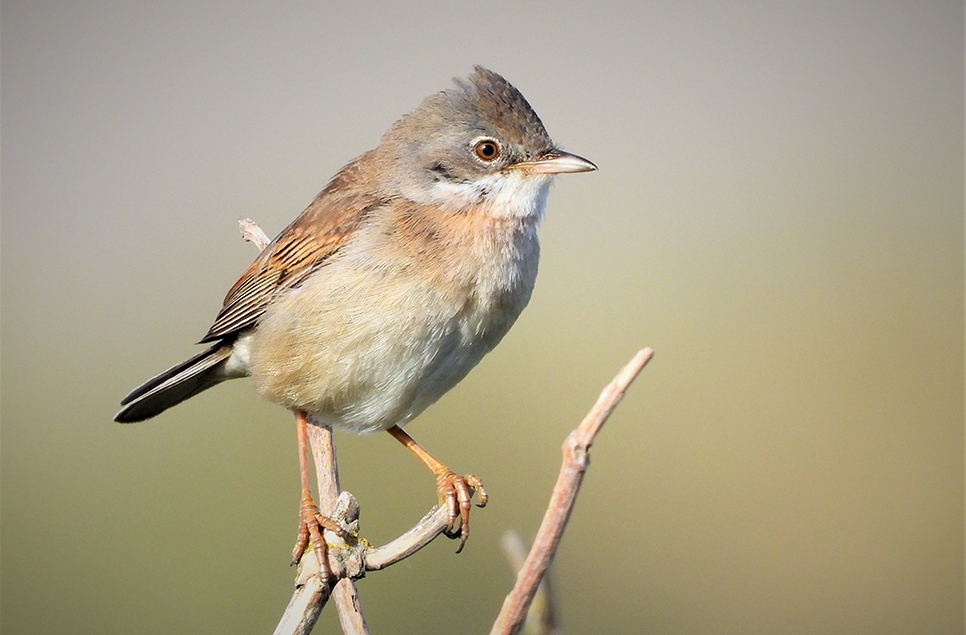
top-left (247, 264), bottom-right (528, 434)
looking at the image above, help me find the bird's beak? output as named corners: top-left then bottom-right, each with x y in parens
top-left (512, 149), bottom-right (598, 174)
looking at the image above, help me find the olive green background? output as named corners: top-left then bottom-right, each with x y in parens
top-left (3, 2), bottom-right (962, 634)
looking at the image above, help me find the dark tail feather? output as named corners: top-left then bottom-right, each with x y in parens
top-left (115, 344), bottom-right (234, 423)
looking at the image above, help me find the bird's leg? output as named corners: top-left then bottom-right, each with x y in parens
top-left (386, 425), bottom-right (488, 553)
top-left (291, 410), bottom-right (344, 580)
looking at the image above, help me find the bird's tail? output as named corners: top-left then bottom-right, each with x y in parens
top-left (114, 344), bottom-right (235, 423)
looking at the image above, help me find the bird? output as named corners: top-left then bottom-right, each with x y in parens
top-left (115, 66), bottom-right (596, 567)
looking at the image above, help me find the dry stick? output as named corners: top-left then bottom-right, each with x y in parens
top-left (239, 217), bottom-right (271, 249)
top-left (490, 348), bottom-right (654, 635)
top-left (307, 422), bottom-right (369, 635)
top-left (272, 549), bottom-right (330, 635)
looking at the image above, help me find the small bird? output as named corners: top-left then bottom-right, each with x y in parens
top-left (115, 66), bottom-right (596, 565)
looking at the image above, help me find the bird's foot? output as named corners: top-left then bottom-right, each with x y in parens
top-left (291, 496), bottom-right (348, 579)
top-left (433, 469), bottom-right (488, 553)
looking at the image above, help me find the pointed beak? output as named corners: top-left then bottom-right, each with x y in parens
top-left (512, 149), bottom-right (598, 175)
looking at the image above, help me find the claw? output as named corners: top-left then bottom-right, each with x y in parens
top-left (291, 495), bottom-right (352, 563)
top-left (292, 497), bottom-right (329, 575)
top-left (291, 516), bottom-right (310, 565)
top-left (434, 470), bottom-right (487, 553)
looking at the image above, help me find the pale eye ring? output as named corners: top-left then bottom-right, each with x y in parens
top-left (472, 137), bottom-right (501, 162)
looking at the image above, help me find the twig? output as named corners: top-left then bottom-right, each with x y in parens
top-left (239, 218), bottom-right (271, 249)
top-left (490, 348), bottom-right (654, 635)
top-left (307, 421), bottom-right (370, 635)
top-left (272, 552), bottom-right (329, 635)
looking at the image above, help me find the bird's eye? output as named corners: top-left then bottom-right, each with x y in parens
top-left (473, 138), bottom-right (501, 162)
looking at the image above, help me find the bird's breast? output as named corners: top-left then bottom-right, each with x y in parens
top-left (248, 205), bottom-right (540, 434)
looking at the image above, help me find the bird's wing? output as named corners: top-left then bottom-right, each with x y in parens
top-left (201, 168), bottom-right (388, 343)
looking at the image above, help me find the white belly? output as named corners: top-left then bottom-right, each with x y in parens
top-left (246, 229), bottom-right (538, 434)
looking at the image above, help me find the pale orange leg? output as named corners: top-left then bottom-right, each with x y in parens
top-left (290, 411), bottom-right (344, 579)
top-left (387, 425), bottom-right (488, 553)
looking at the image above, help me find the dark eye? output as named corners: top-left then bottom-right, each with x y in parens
top-left (473, 138), bottom-right (501, 162)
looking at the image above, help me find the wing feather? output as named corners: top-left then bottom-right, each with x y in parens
top-left (200, 160), bottom-right (388, 343)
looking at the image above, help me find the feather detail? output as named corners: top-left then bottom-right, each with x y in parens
top-left (201, 163), bottom-right (390, 343)
top-left (114, 344), bottom-right (234, 422)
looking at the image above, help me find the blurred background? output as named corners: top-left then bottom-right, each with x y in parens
top-left (2, 2), bottom-right (962, 634)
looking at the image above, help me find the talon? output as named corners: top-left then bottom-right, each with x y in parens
top-left (466, 474), bottom-right (488, 508)
top-left (291, 496), bottom-right (333, 585)
top-left (434, 469), bottom-right (486, 553)
top-left (317, 514), bottom-right (350, 540)
top-left (291, 517), bottom-right (310, 565)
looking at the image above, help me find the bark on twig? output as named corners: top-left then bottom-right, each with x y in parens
top-left (272, 429), bottom-right (464, 634)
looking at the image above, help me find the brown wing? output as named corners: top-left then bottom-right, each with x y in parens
top-left (200, 161), bottom-right (388, 343)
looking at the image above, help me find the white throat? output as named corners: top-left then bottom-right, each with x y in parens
top-left (413, 171), bottom-right (553, 220)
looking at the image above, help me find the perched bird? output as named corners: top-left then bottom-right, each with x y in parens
top-left (115, 66), bottom-right (596, 565)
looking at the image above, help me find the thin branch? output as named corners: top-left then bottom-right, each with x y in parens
top-left (306, 421), bottom-right (370, 635)
top-left (272, 553), bottom-right (329, 635)
top-left (239, 217), bottom-right (271, 250)
top-left (273, 431), bottom-right (461, 634)
top-left (364, 505), bottom-right (453, 570)
top-left (490, 348), bottom-right (654, 635)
